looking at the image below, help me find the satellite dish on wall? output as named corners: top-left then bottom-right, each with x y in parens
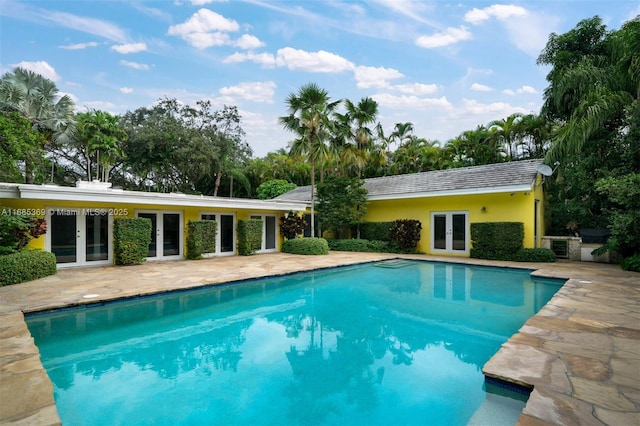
top-left (536, 164), bottom-right (554, 176)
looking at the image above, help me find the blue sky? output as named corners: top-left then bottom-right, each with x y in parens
top-left (1, 1), bottom-right (638, 157)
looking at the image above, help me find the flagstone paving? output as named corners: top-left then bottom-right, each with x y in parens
top-left (0, 253), bottom-right (638, 425)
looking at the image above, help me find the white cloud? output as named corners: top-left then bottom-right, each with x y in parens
top-left (353, 65), bottom-right (404, 88)
top-left (219, 81), bottom-right (276, 103)
top-left (233, 34), bottom-right (265, 50)
top-left (275, 47), bottom-right (354, 73)
top-left (59, 41), bottom-right (99, 50)
top-left (168, 8), bottom-right (239, 49)
top-left (111, 42), bottom-right (147, 54)
top-left (502, 89), bottom-right (515, 95)
top-left (119, 60), bottom-right (150, 70)
top-left (190, 0), bottom-right (228, 4)
top-left (223, 51), bottom-right (276, 67)
top-left (372, 93), bottom-right (452, 110)
top-left (464, 4), bottom-right (528, 24)
top-left (460, 98), bottom-right (528, 116)
top-left (517, 85), bottom-right (538, 94)
top-left (120, 87), bottom-right (133, 94)
top-left (11, 61), bottom-right (60, 82)
top-left (415, 26), bottom-right (472, 48)
top-left (394, 83), bottom-right (440, 95)
top-left (470, 83), bottom-right (493, 92)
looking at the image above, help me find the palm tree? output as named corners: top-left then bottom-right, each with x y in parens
top-left (488, 113), bottom-right (523, 160)
top-left (538, 16), bottom-right (640, 161)
top-left (78, 110), bottom-right (127, 182)
top-left (0, 67), bottom-right (75, 183)
top-left (279, 83), bottom-right (339, 237)
top-left (343, 97), bottom-right (379, 176)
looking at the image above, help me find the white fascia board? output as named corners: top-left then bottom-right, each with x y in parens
top-left (14, 184), bottom-right (307, 211)
top-left (367, 184), bottom-right (534, 201)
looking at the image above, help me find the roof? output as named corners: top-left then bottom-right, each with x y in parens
top-left (274, 159), bottom-right (544, 203)
top-left (0, 182), bottom-right (307, 212)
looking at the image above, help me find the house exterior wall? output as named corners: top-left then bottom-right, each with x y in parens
top-left (363, 185), bottom-right (543, 255)
top-left (1, 198), bottom-right (286, 259)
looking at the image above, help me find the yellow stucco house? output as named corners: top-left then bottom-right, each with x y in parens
top-left (1, 159), bottom-right (546, 267)
top-left (276, 159), bottom-right (547, 256)
top-left (1, 181), bottom-right (306, 268)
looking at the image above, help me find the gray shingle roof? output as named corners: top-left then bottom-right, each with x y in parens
top-left (274, 159), bottom-right (544, 203)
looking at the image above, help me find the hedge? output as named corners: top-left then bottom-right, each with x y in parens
top-left (356, 222), bottom-right (394, 241)
top-left (0, 250), bottom-right (56, 286)
top-left (327, 238), bottom-right (390, 253)
top-left (186, 220), bottom-right (217, 259)
top-left (470, 222), bottom-right (524, 261)
top-left (237, 219), bottom-right (263, 255)
top-left (282, 237), bottom-right (329, 255)
top-left (515, 248), bottom-right (556, 263)
top-left (114, 217), bottom-right (152, 265)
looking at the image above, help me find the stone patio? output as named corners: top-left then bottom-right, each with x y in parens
top-left (0, 252), bottom-right (638, 425)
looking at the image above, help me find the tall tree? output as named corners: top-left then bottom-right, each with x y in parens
top-left (0, 67), bottom-right (75, 183)
top-left (280, 83), bottom-right (340, 237)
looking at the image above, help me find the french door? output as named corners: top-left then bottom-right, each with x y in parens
top-left (137, 211), bottom-right (183, 260)
top-left (46, 208), bottom-right (112, 267)
top-left (201, 213), bottom-right (236, 256)
top-left (431, 211), bottom-right (469, 254)
top-left (250, 214), bottom-right (277, 252)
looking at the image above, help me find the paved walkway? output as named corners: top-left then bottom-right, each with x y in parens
top-left (0, 253), bottom-right (638, 425)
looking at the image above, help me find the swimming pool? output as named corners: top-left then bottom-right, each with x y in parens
top-left (27, 260), bottom-right (563, 425)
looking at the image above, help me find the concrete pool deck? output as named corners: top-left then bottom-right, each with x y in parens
top-left (0, 252), bottom-right (638, 425)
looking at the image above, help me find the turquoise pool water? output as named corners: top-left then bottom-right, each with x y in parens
top-left (27, 260), bottom-right (563, 426)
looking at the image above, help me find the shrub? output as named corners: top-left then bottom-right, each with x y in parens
top-left (186, 220), bottom-right (217, 259)
top-left (470, 222), bottom-right (524, 261)
top-left (0, 250), bottom-right (56, 286)
top-left (327, 238), bottom-right (390, 253)
top-left (256, 179), bottom-right (297, 200)
top-left (113, 218), bottom-right (152, 265)
top-left (391, 219), bottom-right (422, 250)
top-left (356, 221), bottom-right (394, 241)
top-left (237, 219), bottom-right (263, 255)
top-left (621, 254), bottom-right (640, 272)
top-left (280, 211), bottom-right (306, 240)
top-left (282, 237), bottom-right (329, 255)
top-left (515, 248), bottom-right (556, 263)
top-left (0, 214), bottom-right (47, 252)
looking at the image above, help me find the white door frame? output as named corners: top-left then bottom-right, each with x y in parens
top-left (45, 207), bottom-right (113, 267)
top-left (250, 214), bottom-right (278, 253)
top-left (430, 211), bottom-right (469, 255)
top-left (136, 210), bottom-right (183, 261)
top-left (200, 212), bottom-right (236, 256)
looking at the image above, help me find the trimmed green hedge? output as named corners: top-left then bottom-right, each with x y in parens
top-left (282, 237), bottom-right (329, 255)
top-left (186, 220), bottom-right (217, 259)
top-left (0, 250), bottom-right (56, 286)
top-left (327, 238), bottom-right (390, 253)
top-left (356, 222), bottom-right (394, 241)
top-left (237, 219), bottom-right (263, 255)
top-left (515, 248), bottom-right (556, 262)
top-left (470, 222), bottom-right (524, 261)
top-left (114, 217), bottom-right (152, 265)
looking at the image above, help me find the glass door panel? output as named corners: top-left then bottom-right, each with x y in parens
top-left (163, 214), bottom-right (180, 256)
top-left (433, 215), bottom-right (446, 250)
top-left (452, 214), bottom-right (466, 251)
top-left (51, 212), bottom-right (77, 264)
top-left (220, 215), bottom-right (234, 253)
top-left (265, 216), bottom-right (276, 250)
top-left (85, 213), bottom-right (109, 261)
